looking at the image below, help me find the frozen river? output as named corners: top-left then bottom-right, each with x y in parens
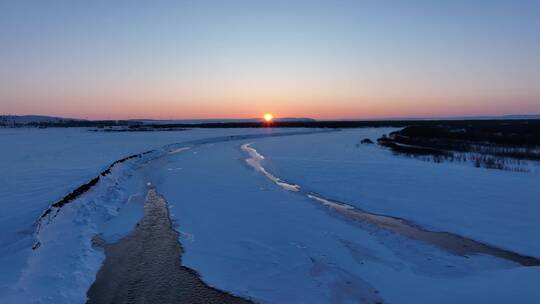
top-left (1, 127), bottom-right (540, 303)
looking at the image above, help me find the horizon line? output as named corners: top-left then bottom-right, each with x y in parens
top-left (2, 112), bottom-right (540, 122)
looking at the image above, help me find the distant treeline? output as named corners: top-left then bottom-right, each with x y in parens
top-left (132, 119), bottom-right (540, 130)
top-left (4, 120), bottom-right (142, 128)
top-left (393, 123), bottom-right (540, 146)
top-left (377, 121), bottom-right (540, 171)
top-left (3, 118), bottom-right (540, 131)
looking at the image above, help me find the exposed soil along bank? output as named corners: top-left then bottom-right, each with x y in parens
top-left (87, 188), bottom-right (253, 304)
top-left (242, 144), bottom-right (540, 267)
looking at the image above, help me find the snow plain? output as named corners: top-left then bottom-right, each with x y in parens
top-left (157, 129), bottom-right (540, 303)
top-left (0, 127), bottom-right (277, 302)
top-left (248, 129), bottom-right (540, 257)
top-left (1, 127), bottom-right (539, 303)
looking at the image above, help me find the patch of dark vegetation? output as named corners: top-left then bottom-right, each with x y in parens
top-left (360, 138), bottom-right (374, 144)
top-left (378, 138), bottom-right (450, 157)
top-left (378, 121), bottom-right (540, 171)
top-left (395, 123), bottom-right (540, 147)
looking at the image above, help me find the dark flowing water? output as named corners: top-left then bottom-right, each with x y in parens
top-left (86, 188), bottom-right (252, 304)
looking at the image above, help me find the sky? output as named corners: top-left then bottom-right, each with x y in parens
top-left (1, 0), bottom-right (539, 120)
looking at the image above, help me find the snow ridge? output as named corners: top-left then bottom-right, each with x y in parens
top-left (32, 150), bottom-right (157, 250)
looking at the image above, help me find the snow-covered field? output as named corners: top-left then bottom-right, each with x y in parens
top-left (0, 127), bottom-right (276, 300)
top-left (1, 127), bottom-right (539, 303)
top-left (248, 129), bottom-right (540, 257)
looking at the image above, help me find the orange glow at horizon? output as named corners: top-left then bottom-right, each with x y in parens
top-left (263, 113), bottom-right (273, 122)
top-left (5, 88), bottom-right (540, 120)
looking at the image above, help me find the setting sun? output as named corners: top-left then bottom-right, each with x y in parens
top-left (263, 113), bottom-right (273, 122)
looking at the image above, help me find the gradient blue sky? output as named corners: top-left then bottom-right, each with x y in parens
top-left (1, 0), bottom-right (539, 119)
